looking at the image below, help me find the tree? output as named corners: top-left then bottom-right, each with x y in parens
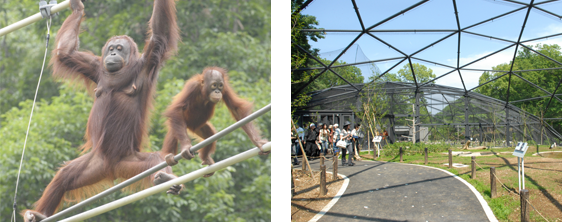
top-left (476, 44), bottom-right (562, 134)
top-left (379, 63), bottom-right (436, 84)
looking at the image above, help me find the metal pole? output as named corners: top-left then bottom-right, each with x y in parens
top-left (59, 143), bottom-right (272, 222)
top-left (522, 158), bottom-right (525, 190)
top-left (518, 157), bottom-right (521, 192)
top-left (44, 104), bottom-right (271, 222)
top-left (0, 1), bottom-right (70, 37)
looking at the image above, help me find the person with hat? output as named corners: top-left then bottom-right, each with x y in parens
top-left (305, 123), bottom-right (319, 160)
top-left (340, 121), bottom-right (355, 166)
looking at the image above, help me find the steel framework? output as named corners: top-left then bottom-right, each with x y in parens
top-left (292, 0), bottom-right (562, 145)
top-left (298, 82), bottom-right (562, 145)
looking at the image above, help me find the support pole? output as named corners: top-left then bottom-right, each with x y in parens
top-left (520, 189), bottom-right (530, 222)
top-left (490, 167), bottom-right (497, 198)
top-left (399, 147), bottom-right (403, 162)
top-left (448, 149), bottom-right (453, 169)
top-left (320, 153), bottom-right (327, 195)
top-left (59, 143), bottom-right (272, 222)
top-left (44, 104), bottom-right (271, 222)
top-left (518, 157), bottom-right (521, 192)
top-left (424, 147), bottom-right (428, 165)
top-left (471, 156), bottom-right (476, 179)
top-left (0, 1), bottom-right (70, 37)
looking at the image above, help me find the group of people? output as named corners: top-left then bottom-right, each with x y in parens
top-left (291, 121), bottom-right (364, 167)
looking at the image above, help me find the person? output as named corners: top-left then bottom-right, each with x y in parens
top-left (341, 121), bottom-right (354, 166)
top-left (328, 125), bottom-right (334, 154)
top-left (305, 123), bottom-right (319, 160)
top-left (351, 124), bottom-right (358, 156)
top-left (296, 124), bottom-right (305, 156)
top-left (291, 130), bottom-right (299, 165)
top-left (333, 123), bottom-right (341, 156)
top-left (357, 124), bottom-right (364, 153)
top-left (319, 124), bottom-right (329, 156)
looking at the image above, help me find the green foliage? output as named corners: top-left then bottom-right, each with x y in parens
top-left (0, 0), bottom-right (270, 221)
top-left (381, 142), bottom-right (451, 157)
top-left (379, 63), bottom-right (436, 84)
top-left (476, 44), bottom-right (562, 133)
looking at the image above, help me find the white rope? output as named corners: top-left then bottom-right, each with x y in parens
top-left (11, 16), bottom-right (52, 222)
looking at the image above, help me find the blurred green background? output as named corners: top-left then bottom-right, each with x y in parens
top-left (0, 0), bottom-right (271, 221)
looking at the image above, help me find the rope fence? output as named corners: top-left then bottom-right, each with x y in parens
top-left (473, 161), bottom-right (550, 222)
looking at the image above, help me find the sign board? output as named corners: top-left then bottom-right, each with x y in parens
top-left (512, 142), bottom-right (528, 158)
top-left (372, 136), bottom-right (382, 143)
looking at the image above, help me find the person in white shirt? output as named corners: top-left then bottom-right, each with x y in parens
top-left (333, 123), bottom-right (341, 156)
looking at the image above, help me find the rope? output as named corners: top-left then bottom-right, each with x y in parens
top-left (473, 161), bottom-right (550, 222)
top-left (11, 17), bottom-right (52, 222)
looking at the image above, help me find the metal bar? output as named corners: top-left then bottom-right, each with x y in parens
top-left (293, 0), bottom-right (314, 15)
top-left (366, 0), bottom-right (430, 30)
top-left (499, 0), bottom-right (529, 6)
top-left (461, 31), bottom-right (516, 44)
top-left (43, 104), bottom-right (271, 222)
top-left (291, 33), bottom-right (364, 97)
top-left (408, 57), bottom-right (419, 88)
top-left (506, 1), bottom-right (534, 103)
top-left (300, 29), bottom-right (459, 33)
top-left (0, 1), bottom-right (70, 37)
top-left (366, 33), bottom-right (408, 56)
top-left (351, 0), bottom-right (365, 31)
top-left (411, 57), bottom-right (456, 69)
top-left (410, 31), bottom-right (458, 57)
top-left (372, 57), bottom-right (408, 82)
top-left (544, 77), bottom-right (562, 114)
top-left (521, 32), bottom-right (562, 43)
top-left (534, 0), bottom-right (561, 6)
top-left (462, 6), bottom-right (527, 30)
top-left (58, 143), bottom-right (272, 222)
top-left (452, 1), bottom-right (467, 94)
top-left (533, 6), bottom-right (562, 19)
top-left (460, 68), bottom-right (510, 73)
top-left (420, 44), bottom-right (516, 87)
top-left (293, 57), bottom-right (405, 71)
top-left (512, 73), bottom-right (562, 103)
top-left (511, 94), bottom-right (562, 103)
top-left (513, 67), bottom-right (562, 72)
top-left (519, 43), bottom-right (562, 66)
top-left (468, 73), bottom-right (510, 91)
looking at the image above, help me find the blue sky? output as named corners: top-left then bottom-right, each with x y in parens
top-left (301, 0), bottom-right (562, 90)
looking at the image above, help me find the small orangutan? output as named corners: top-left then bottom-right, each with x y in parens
top-left (22, 0), bottom-right (180, 221)
top-left (162, 67), bottom-right (269, 177)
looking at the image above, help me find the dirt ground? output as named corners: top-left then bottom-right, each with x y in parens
top-left (291, 169), bottom-right (345, 222)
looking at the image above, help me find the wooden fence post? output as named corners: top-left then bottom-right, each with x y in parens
top-left (399, 147), bottom-right (403, 163)
top-left (520, 189), bottom-right (530, 222)
top-left (424, 147), bottom-right (428, 165)
top-left (320, 153), bottom-right (327, 195)
top-left (490, 167), bottom-right (496, 198)
top-left (471, 156), bottom-right (476, 179)
top-left (448, 149), bottom-right (453, 169)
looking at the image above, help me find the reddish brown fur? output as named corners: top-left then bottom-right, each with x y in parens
top-left (23, 0), bottom-right (180, 219)
top-left (162, 67), bottom-right (268, 166)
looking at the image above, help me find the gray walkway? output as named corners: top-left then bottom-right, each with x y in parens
top-left (300, 157), bottom-right (491, 222)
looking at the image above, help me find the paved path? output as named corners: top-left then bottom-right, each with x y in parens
top-left (299, 157), bottom-right (492, 222)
